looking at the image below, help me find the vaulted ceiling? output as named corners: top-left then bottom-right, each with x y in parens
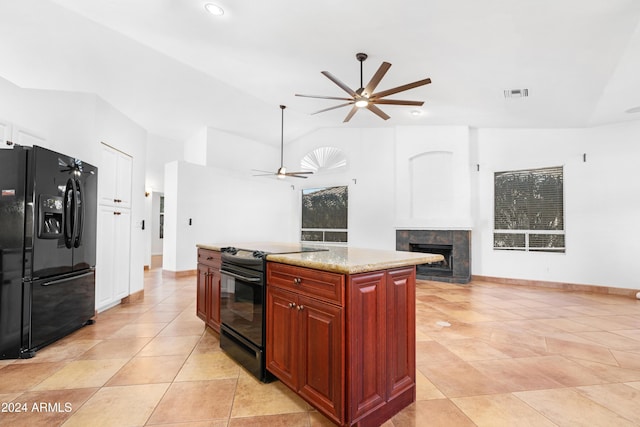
top-left (1, 0), bottom-right (639, 146)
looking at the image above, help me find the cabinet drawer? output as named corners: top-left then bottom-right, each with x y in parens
top-left (267, 262), bottom-right (344, 305)
top-left (198, 248), bottom-right (221, 268)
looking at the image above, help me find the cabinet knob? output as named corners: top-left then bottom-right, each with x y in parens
top-left (288, 302), bottom-right (297, 309)
top-left (297, 305), bottom-right (304, 311)
top-left (206, 256), bottom-right (213, 260)
top-left (293, 277), bottom-right (301, 285)
top-left (113, 211), bottom-right (121, 216)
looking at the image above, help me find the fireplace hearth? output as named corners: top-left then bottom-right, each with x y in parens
top-left (397, 230), bottom-right (471, 284)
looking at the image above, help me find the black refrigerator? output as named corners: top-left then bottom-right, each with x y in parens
top-left (0, 145), bottom-right (97, 359)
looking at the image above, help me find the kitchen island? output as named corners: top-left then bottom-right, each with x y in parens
top-left (196, 243), bottom-right (443, 427)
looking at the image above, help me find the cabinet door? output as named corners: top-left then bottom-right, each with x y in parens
top-left (386, 268), bottom-right (416, 399)
top-left (95, 206), bottom-right (116, 309)
top-left (99, 144), bottom-right (132, 208)
top-left (298, 295), bottom-right (344, 424)
top-left (115, 152), bottom-right (132, 209)
top-left (196, 264), bottom-right (208, 321)
top-left (113, 209), bottom-right (131, 299)
top-left (99, 145), bottom-right (118, 206)
top-left (266, 287), bottom-right (298, 390)
top-left (347, 271), bottom-right (387, 421)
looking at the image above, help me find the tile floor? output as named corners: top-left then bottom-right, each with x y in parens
top-left (1, 268), bottom-right (639, 426)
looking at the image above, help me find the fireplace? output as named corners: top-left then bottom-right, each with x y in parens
top-left (410, 243), bottom-right (453, 277)
top-left (397, 230), bottom-right (471, 284)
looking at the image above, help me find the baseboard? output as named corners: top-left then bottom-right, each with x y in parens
top-left (472, 275), bottom-right (639, 298)
top-left (121, 289), bottom-right (145, 304)
top-left (162, 269), bottom-right (197, 278)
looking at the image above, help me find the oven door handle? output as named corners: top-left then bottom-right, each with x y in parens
top-left (220, 269), bottom-right (262, 283)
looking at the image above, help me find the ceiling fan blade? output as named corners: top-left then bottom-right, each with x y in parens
top-left (343, 105), bottom-right (359, 122)
top-left (366, 104), bottom-right (390, 120)
top-left (321, 71), bottom-right (357, 97)
top-left (311, 102), bottom-right (353, 115)
top-left (371, 99), bottom-right (425, 106)
top-left (285, 172), bottom-right (311, 178)
top-left (372, 78), bottom-right (432, 99)
top-left (363, 62), bottom-right (391, 96)
top-left (285, 171), bottom-right (313, 175)
top-left (252, 172), bottom-right (276, 176)
top-left (295, 94), bottom-right (353, 101)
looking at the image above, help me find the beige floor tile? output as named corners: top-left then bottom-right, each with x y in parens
top-left (15, 339), bottom-right (101, 363)
top-left (438, 338), bottom-right (511, 361)
top-left (626, 381), bottom-right (640, 390)
top-left (514, 388), bottom-right (637, 427)
top-left (108, 322), bottom-right (169, 338)
top-left (229, 412), bottom-right (311, 426)
top-left (146, 379), bottom-right (236, 424)
top-left (452, 393), bottom-right (557, 427)
top-left (105, 355), bottom-right (187, 386)
top-left (417, 359), bottom-right (509, 398)
top-left (576, 383), bottom-right (640, 424)
top-left (175, 352), bottom-right (240, 382)
top-left (135, 310), bottom-right (182, 323)
top-left (0, 388), bottom-right (97, 427)
top-left (77, 337), bottom-right (152, 359)
top-left (62, 383), bottom-right (169, 427)
top-left (574, 331), bottom-right (640, 350)
top-left (545, 336), bottom-right (619, 365)
top-left (158, 320), bottom-right (206, 337)
top-left (192, 329), bottom-right (222, 354)
top-left (470, 358), bottom-right (565, 392)
top-left (570, 358), bottom-right (640, 383)
top-left (0, 362), bottom-right (66, 393)
top-left (415, 369), bottom-right (445, 400)
top-left (390, 398), bottom-right (475, 427)
top-left (230, 371), bottom-right (309, 418)
top-left (33, 359), bottom-right (129, 390)
top-left (138, 335), bottom-right (201, 357)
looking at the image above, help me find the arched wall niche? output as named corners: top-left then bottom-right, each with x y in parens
top-left (409, 150), bottom-right (454, 219)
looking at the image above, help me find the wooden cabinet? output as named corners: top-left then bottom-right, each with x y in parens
top-left (266, 281), bottom-right (344, 424)
top-left (196, 249), bottom-right (221, 333)
top-left (266, 262), bottom-right (416, 427)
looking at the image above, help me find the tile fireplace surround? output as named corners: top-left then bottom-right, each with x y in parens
top-left (396, 229), bottom-right (471, 284)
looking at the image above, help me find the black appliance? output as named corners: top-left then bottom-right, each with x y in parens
top-left (0, 145), bottom-right (97, 359)
top-left (219, 245), bottom-right (326, 382)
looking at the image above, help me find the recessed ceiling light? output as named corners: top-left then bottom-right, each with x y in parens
top-left (504, 88), bottom-right (529, 98)
top-left (625, 106), bottom-right (640, 114)
top-left (411, 109), bottom-right (423, 116)
top-left (204, 3), bottom-right (224, 16)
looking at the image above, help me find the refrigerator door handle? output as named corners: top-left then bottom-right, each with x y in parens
top-left (73, 178), bottom-right (83, 248)
top-left (63, 179), bottom-right (75, 249)
top-left (41, 270), bottom-right (94, 287)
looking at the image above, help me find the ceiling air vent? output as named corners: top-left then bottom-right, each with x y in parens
top-left (504, 88), bottom-right (529, 98)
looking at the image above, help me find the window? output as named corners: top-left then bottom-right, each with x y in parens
top-left (494, 166), bottom-right (564, 252)
top-left (301, 186), bottom-right (348, 243)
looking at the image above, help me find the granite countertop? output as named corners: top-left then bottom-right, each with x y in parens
top-left (197, 242), bottom-right (443, 275)
top-left (266, 246), bottom-right (443, 274)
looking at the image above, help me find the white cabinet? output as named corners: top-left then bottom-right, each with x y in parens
top-left (96, 205), bottom-right (131, 311)
top-left (99, 143), bottom-right (132, 209)
top-left (96, 142), bottom-right (133, 312)
top-left (0, 119), bottom-right (47, 149)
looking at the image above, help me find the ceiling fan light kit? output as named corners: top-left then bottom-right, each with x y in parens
top-left (296, 52), bottom-right (431, 122)
top-left (253, 105), bottom-right (314, 179)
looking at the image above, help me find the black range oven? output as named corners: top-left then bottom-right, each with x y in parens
top-left (219, 247), bottom-right (274, 382)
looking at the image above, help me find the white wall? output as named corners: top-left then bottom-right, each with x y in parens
top-left (146, 134), bottom-right (183, 193)
top-left (472, 122), bottom-right (640, 289)
top-left (163, 161), bottom-right (295, 272)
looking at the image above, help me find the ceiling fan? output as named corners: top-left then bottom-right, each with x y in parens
top-left (296, 52), bottom-right (431, 122)
top-left (253, 105), bottom-right (313, 179)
